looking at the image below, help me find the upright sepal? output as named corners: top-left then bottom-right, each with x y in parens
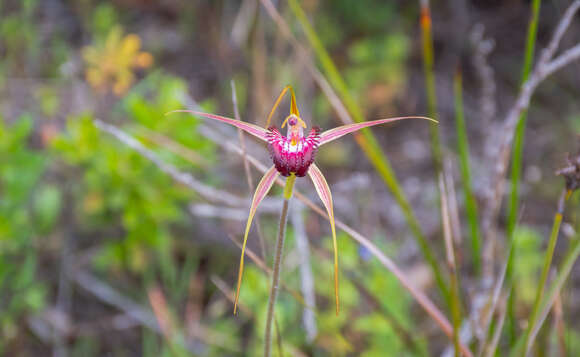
top-left (308, 163), bottom-right (340, 315)
top-left (266, 85), bottom-right (300, 128)
top-left (166, 110), bottom-right (269, 142)
top-left (234, 165), bottom-right (280, 314)
top-left (318, 116), bottom-right (436, 146)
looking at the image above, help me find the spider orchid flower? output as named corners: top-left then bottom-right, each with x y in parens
top-left (168, 86), bottom-right (436, 315)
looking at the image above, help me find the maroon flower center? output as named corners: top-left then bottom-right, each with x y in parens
top-left (267, 127), bottom-right (321, 177)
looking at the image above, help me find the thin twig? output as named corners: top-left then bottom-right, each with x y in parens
top-left (477, 257), bottom-right (510, 356)
top-left (136, 125), bottom-right (211, 168)
top-left (210, 275), bottom-right (253, 317)
top-left (226, 234), bottom-right (272, 274)
top-left (551, 288), bottom-right (567, 357)
top-left (94, 119), bottom-right (245, 207)
top-left (483, 294), bottom-right (508, 357)
top-left (470, 24), bottom-right (497, 128)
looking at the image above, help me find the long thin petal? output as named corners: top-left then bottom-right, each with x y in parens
top-left (318, 116), bottom-right (436, 146)
top-left (234, 165), bottom-right (279, 314)
top-left (166, 110), bottom-right (269, 142)
top-left (308, 163), bottom-right (339, 315)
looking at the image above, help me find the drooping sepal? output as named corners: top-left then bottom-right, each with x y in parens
top-left (308, 163), bottom-right (339, 315)
top-left (234, 165), bottom-right (279, 314)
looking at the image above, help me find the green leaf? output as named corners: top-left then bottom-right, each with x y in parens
top-left (33, 185), bottom-right (62, 234)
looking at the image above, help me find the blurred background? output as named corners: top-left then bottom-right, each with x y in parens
top-left (1, 0), bottom-right (580, 355)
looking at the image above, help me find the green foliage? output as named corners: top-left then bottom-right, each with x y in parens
top-left (0, 115), bottom-right (50, 349)
top-left (454, 72), bottom-right (481, 272)
top-left (512, 226), bottom-right (544, 304)
top-left (52, 74), bottom-right (216, 280)
top-left (316, 1), bottom-right (397, 46)
top-left (92, 3), bottom-right (120, 42)
top-left (124, 72), bottom-right (216, 169)
top-left (345, 34), bottom-right (409, 108)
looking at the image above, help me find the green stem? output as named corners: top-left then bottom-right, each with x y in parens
top-left (507, 0), bottom-right (541, 342)
top-left (264, 175), bottom-right (295, 357)
top-left (453, 70), bottom-right (481, 273)
top-left (420, 1), bottom-right (442, 172)
top-left (532, 232), bottom-right (580, 338)
top-left (521, 190), bottom-right (565, 356)
top-left (450, 268), bottom-right (461, 357)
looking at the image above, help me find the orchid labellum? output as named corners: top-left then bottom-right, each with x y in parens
top-left (168, 85), bottom-right (435, 315)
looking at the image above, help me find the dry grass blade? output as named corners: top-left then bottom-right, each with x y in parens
top-left (477, 257), bottom-right (510, 355)
top-left (147, 285), bottom-right (176, 341)
top-left (552, 290), bottom-right (566, 356)
top-left (483, 294), bottom-right (508, 357)
top-left (439, 172), bottom-right (462, 357)
top-left (210, 275), bottom-right (253, 317)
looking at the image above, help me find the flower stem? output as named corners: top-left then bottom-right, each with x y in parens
top-left (264, 174), bottom-right (296, 357)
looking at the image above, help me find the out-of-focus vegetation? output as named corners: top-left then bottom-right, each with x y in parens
top-left (1, 0), bottom-right (580, 355)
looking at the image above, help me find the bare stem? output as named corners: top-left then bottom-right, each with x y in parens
top-left (264, 175), bottom-right (295, 357)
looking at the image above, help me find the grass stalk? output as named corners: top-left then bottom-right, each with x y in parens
top-left (286, 0), bottom-right (449, 304)
top-left (453, 70), bottom-right (481, 272)
top-left (419, 0), bottom-right (443, 172)
top-left (506, 0), bottom-right (541, 341)
top-left (520, 189), bottom-right (566, 356)
top-left (439, 174), bottom-right (462, 357)
top-left (264, 174), bottom-right (296, 357)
